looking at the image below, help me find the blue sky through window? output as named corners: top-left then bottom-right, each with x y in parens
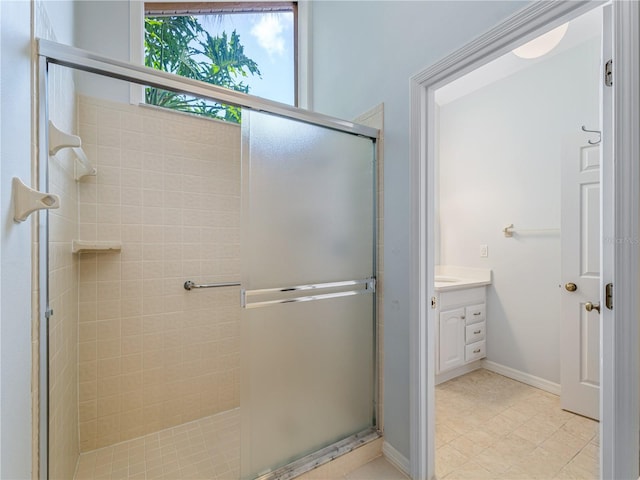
top-left (196, 12), bottom-right (295, 105)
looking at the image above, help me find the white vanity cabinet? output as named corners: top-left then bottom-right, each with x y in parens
top-left (436, 286), bottom-right (487, 375)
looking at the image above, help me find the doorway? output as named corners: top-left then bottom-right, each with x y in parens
top-left (409, 2), bottom-right (640, 480)
top-left (431, 7), bottom-right (601, 477)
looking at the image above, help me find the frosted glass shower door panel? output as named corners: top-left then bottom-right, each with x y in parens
top-left (241, 110), bottom-right (376, 478)
top-left (242, 296), bottom-right (374, 478)
top-left (241, 111), bottom-right (374, 288)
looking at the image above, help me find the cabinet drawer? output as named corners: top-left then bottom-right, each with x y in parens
top-left (465, 322), bottom-right (485, 344)
top-left (465, 303), bottom-right (485, 324)
top-left (439, 287), bottom-right (485, 309)
top-left (465, 341), bottom-right (486, 362)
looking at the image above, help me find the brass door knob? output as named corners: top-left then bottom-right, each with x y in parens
top-left (565, 283), bottom-right (577, 292)
top-left (585, 302), bottom-right (601, 314)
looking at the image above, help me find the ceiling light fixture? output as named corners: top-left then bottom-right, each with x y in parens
top-left (512, 23), bottom-right (569, 59)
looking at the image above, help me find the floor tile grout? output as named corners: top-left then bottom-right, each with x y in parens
top-left (435, 368), bottom-right (599, 480)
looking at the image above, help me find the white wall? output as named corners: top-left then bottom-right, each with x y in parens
top-left (39, 0), bottom-right (75, 45)
top-left (1, 2), bottom-right (35, 478)
top-left (0, 2), bottom-right (76, 477)
top-left (438, 38), bottom-right (600, 383)
top-left (310, 0), bottom-right (528, 459)
top-left (74, 0), bottom-right (131, 102)
top-left (0, 0), bottom-right (4, 474)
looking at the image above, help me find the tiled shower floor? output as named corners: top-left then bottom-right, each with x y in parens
top-left (436, 369), bottom-right (599, 479)
top-left (74, 409), bottom-right (240, 480)
top-left (73, 410), bottom-right (407, 480)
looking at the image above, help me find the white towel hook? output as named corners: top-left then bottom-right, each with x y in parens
top-left (48, 120), bottom-right (81, 155)
top-left (581, 125), bottom-right (601, 145)
top-left (48, 120), bottom-right (96, 180)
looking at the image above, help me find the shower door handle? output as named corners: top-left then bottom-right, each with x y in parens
top-left (241, 277), bottom-right (376, 309)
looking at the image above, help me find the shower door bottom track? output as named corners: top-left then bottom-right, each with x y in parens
top-left (255, 427), bottom-right (382, 480)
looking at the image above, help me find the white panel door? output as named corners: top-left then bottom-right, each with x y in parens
top-left (560, 135), bottom-right (600, 420)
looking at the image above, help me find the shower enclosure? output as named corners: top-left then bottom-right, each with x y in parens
top-left (38, 40), bottom-right (378, 480)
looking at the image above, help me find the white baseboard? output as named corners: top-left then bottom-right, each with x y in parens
top-left (482, 360), bottom-right (560, 395)
top-left (382, 441), bottom-right (410, 477)
top-left (435, 361), bottom-right (482, 385)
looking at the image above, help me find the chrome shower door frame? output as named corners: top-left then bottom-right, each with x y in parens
top-left (37, 40), bottom-right (377, 139)
top-left (36, 39), bottom-right (380, 480)
top-left (36, 53), bottom-right (51, 480)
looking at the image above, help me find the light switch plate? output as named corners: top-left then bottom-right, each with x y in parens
top-left (480, 244), bottom-right (488, 257)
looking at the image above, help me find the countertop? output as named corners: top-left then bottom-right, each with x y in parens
top-left (434, 266), bottom-right (492, 292)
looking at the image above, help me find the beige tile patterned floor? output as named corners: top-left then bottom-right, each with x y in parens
top-left (344, 456), bottom-right (408, 480)
top-left (436, 369), bottom-right (599, 479)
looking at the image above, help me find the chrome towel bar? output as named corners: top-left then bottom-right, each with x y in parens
top-left (184, 280), bottom-right (241, 291)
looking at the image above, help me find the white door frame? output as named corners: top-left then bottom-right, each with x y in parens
top-left (409, 2), bottom-right (640, 479)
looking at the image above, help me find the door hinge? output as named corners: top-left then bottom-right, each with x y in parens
top-left (431, 296), bottom-right (437, 309)
top-left (605, 283), bottom-right (613, 310)
top-left (604, 59), bottom-right (613, 87)
top-left (44, 308), bottom-right (54, 319)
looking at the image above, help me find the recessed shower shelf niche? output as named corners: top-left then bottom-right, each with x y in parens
top-left (71, 240), bottom-right (122, 254)
top-left (48, 120), bottom-right (97, 181)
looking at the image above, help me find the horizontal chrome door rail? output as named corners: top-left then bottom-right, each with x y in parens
top-left (246, 278), bottom-right (374, 296)
top-left (242, 277), bottom-right (375, 309)
top-left (184, 280), bottom-right (241, 291)
top-left (37, 39), bottom-right (378, 139)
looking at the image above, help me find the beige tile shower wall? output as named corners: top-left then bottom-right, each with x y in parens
top-left (76, 96), bottom-right (241, 451)
top-left (47, 64), bottom-right (80, 479)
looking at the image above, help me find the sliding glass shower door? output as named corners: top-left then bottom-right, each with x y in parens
top-left (240, 110), bottom-right (376, 478)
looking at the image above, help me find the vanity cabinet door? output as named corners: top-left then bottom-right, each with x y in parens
top-left (438, 308), bottom-right (465, 373)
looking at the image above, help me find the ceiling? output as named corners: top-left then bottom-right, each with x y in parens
top-left (435, 6), bottom-right (602, 106)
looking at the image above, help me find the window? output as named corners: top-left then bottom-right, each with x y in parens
top-left (144, 2), bottom-right (297, 122)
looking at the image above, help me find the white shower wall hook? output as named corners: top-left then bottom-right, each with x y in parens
top-left (581, 125), bottom-right (602, 145)
top-left (12, 177), bottom-right (60, 222)
top-left (48, 120), bottom-right (96, 180)
top-left (48, 120), bottom-right (81, 154)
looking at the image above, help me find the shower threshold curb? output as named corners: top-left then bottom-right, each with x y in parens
top-left (254, 427), bottom-right (382, 480)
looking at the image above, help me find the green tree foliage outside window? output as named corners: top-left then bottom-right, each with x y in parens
top-left (144, 16), bottom-right (261, 123)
